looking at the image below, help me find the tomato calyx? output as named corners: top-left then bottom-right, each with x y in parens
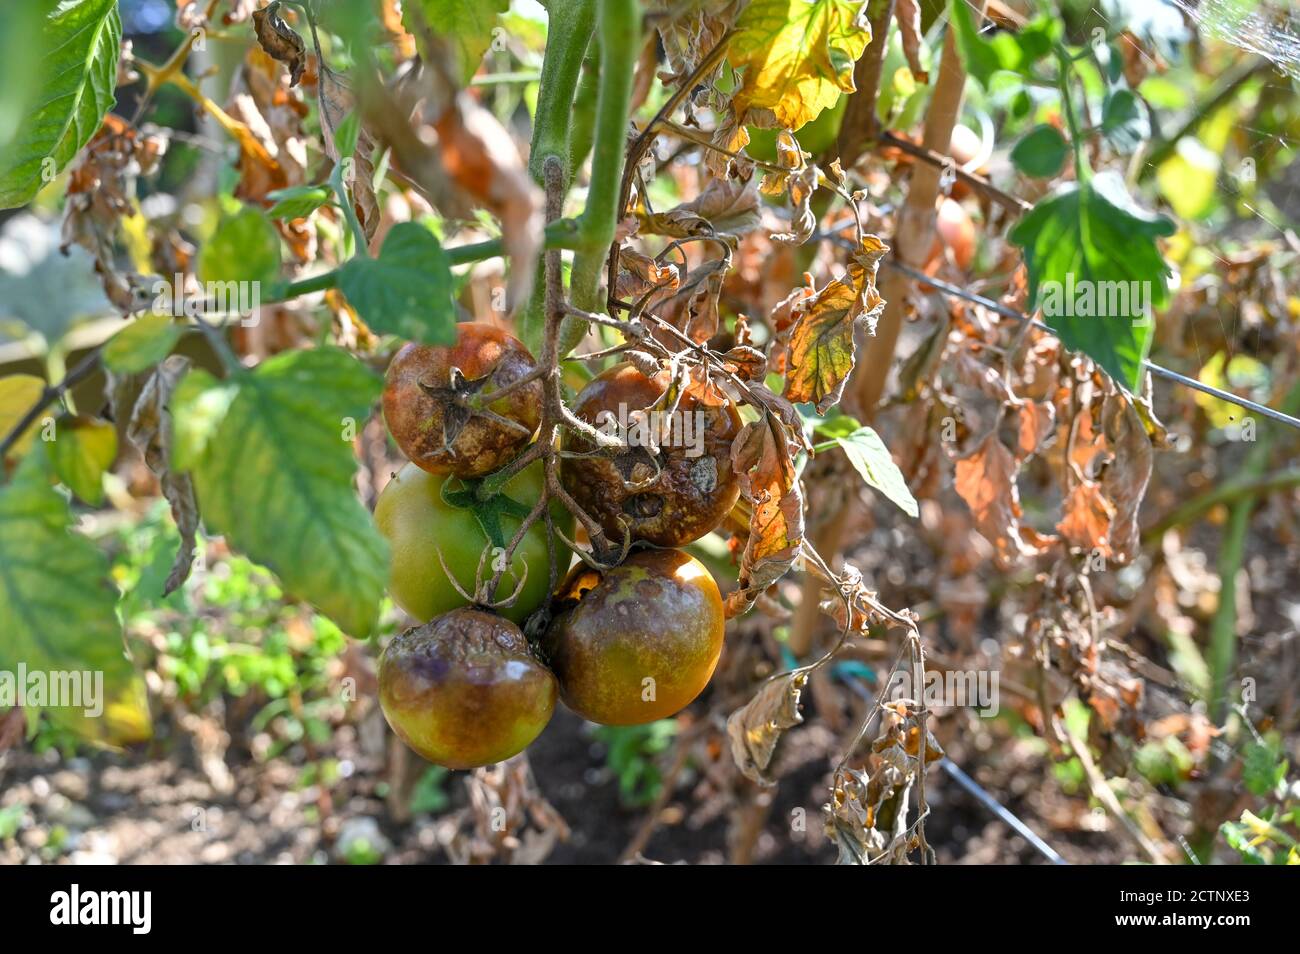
top-left (417, 364), bottom-right (532, 452)
top-left (438, 474), bottom-right (533, 549)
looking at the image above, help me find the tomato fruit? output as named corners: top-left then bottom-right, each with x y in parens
top-left (383, 322), bottom-right (542, 478)
top-left (561, 363), bottom-right (742, 547)
top-left (542, 549), bottom-right (725, 725)
top-left (374, 460), bottom-right (572, 625)
top-left (379, 608), bottom-right (557, 769)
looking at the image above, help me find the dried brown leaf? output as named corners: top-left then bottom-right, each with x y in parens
top-left (726, 671), bottom-right (807, 785)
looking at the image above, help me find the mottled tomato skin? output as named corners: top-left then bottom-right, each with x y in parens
top-left (379, 609), bottom-right (557, 769)
top-left (561, 363), bottom-right (742, 547)
top-left (373, 460), bottom-right (573, 625)
top-left (383, 323), bottom-right (542, 478)
top-left (542, 549), bottom-right (725, 725)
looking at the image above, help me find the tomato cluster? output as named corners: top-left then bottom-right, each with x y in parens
top-left (373, 326), bottom-right (737, 769)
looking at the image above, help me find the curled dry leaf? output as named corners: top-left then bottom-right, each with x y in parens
top-left (724, 410), bottom-right (805, 617)
top-left (317, 67), bottom-right (380, 244)
top-left (654, 257), bottom-right (727, 344)
top-left (782, 235), bottom-right (888, 413)
top-left (1099, 391), bottom-right (1153, 563)
top-left (126, 355), bottom-right (200, 596)
top-left (641, 176), bottom-right (762, 239)
top-left (824, 701), bottom-right (943, 865)
top-left (251, 1), bottom-right (306, 87)
top-left (894, 0), bottom-right (929, 83)
top-left (1056, 479), bottom-right (1115, 556)
top-left (954, 431), bottom-right (1055, 566)
top-left (615, 249), bottom-right (679, 301)
top-left (726, 670), bottom-right (807, 785)
top-left (61, 114), bottom-right (168, 312)
top-left (445, 753), bottom-right (570, 865)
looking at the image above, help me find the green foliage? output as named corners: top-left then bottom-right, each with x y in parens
top-left (1010, 124), bottom-right (1069, 179)
top-left (408, 766), bottom-right (452, 816)
top-left (102, 315), bottom-right (184, 375)
top-left (170, 348), bottom-right (388, 637)
top-left (198, 207), bottom-right (283, 289)
top-left (1100, 88), bottom-right (1149, 154)
top-left (266, 184), bottom-right (335, 221)
top-left (0, 0), bottom-right (121, 208)
top-left (338, 222), bottom-right (457, 344)
top-left (1009, 171), bottom-right (1175, 392)
top-left (48, 416), bottom-right (116, 505)
top-left (0, 445), bottom-right (150, 744)
top-left (593, 721), bottom-right (679, 808)
top-left (403, 0), bottom-right (510, 85)
top-left (951, 2), bottom-right (1061, 86)
top-left (813, 415), bottom-right (918, 518)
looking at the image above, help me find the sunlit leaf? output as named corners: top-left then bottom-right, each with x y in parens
top-left (49, 416), bottom-right (116, 505)
top-left (818, 423), bottom-right (918, 518)
top-left (783, 236), bottom-right (887, 413)
top-left (102, 314), bottom-right (183, 375)
top-left (729, 0), bottom-right (873, 131)
top-left (172, 348), bottom-right (388, 636)
top-left (0, 445), bottom-right (151, 745)
top-left (403, 0), bottom-right (510, 86)
top-left (0, 0), bottom-right (122, 209)
top-left (1009, 171), bottom-right (1175, 392)
top-left (0, 374), bottom-right (46, 461)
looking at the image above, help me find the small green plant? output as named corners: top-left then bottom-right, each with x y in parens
top-left (1221, 733), bottom-right (1298, 865)
top-left (593, 721), bottom-right (679, 808)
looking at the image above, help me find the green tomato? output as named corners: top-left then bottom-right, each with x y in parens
top-left (374, 460), bottom-right (572, 625)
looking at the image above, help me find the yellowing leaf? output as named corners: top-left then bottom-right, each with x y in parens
top-left (729, 0), bottom-right (873, 131)
top-left (727, 671), bottom-right (807, 785)
top-left (49, 416), bottom-right (117, 505)
top-left (783, 235), bottom-right (887, 413)
top-left (0, 374), bottom-right (46, 460)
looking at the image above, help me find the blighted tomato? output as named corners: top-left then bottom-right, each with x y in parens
top-left (383, 322), bottom-right (542, 478)
top-left (560, 363), bottom-right (742, 547)
top-left (374, 460), bottom-right (573, 625)
top-left (379, 608), bottom-right (557, 769)
top-left (542, 549), bottom-right (725, 725)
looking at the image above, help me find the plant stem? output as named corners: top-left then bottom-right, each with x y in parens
top-left (1054, 44), bottom-right (1089, 184)
top-left (570, 0), bottom-right (640, 318)
top-left (528, 0), bottom-right (595, 185)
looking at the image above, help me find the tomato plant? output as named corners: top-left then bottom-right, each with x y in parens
top-left (1, 0), bottom-right (1298, 869)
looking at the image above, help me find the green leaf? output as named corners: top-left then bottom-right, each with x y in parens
top-left (1009, 171), bottom-right (1175, 392)
top-left (1101, 88), bottom-right (1149, 154)
top-left (403, 0), bottom-right (510, 86)
top-left (1010, 124), bottom-right (1069, 178)
top-left (338, 222), bottom-right (457, 343)
top-left (1243, 740), bottom-right (1287, 798)
top-left (1156, 138), bottom-right (1220, 221)
top-left (266, 184), bottom-right (334, 220)
top-left (0, 446), bottom-right (151, 744)
top-left (820, 425), bottom-right (917, 518)
top-left (102, 315), bottom-right (184, 374)
top-left (170, 369), bottom-right (238, 472)
top-left (950, 3), bottom-right (1060, 87)
top-left (0, 374), bottom-right (47, 461)
top-left (0, 0), bottom-right (122, 209)
top-left (198, 207), bottom-right (282, 288)
top-left (333, 110), bottom-right (361, 161)
top-left (49, 416), bottom-right (116, 505)
top-left (174, 348), bottom-right (388, 636)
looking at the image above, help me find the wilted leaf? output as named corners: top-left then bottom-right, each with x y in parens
top-left (1099, 391), bottom-right (1152, 563)
top-left (725, 411), bottom-right (805, 617)
top-left (728, 0), bottom-right (872, 131)
top-left (727, 671), bottom-right (807, 785)
top-left (318, 67), bottom-right (380, 243)
top-left (172, 348), bottom-right (388, 636)
top-left (954, 432), bottom-right (1054, 565)
top-left (0, 0), bottom-right (122, 209)
top-left (127, 356), bottom-right (199, 596)
top-left (252, 1), bottom-right (307, 86)
top-left (783, 236), bottom-right (888, 413)
top-left (338, 222), bottom-right (457, 343)
top-left (0, 445), bottom-right (151, 745)
top-left (1056, 480), bottom-right (1115, 555)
